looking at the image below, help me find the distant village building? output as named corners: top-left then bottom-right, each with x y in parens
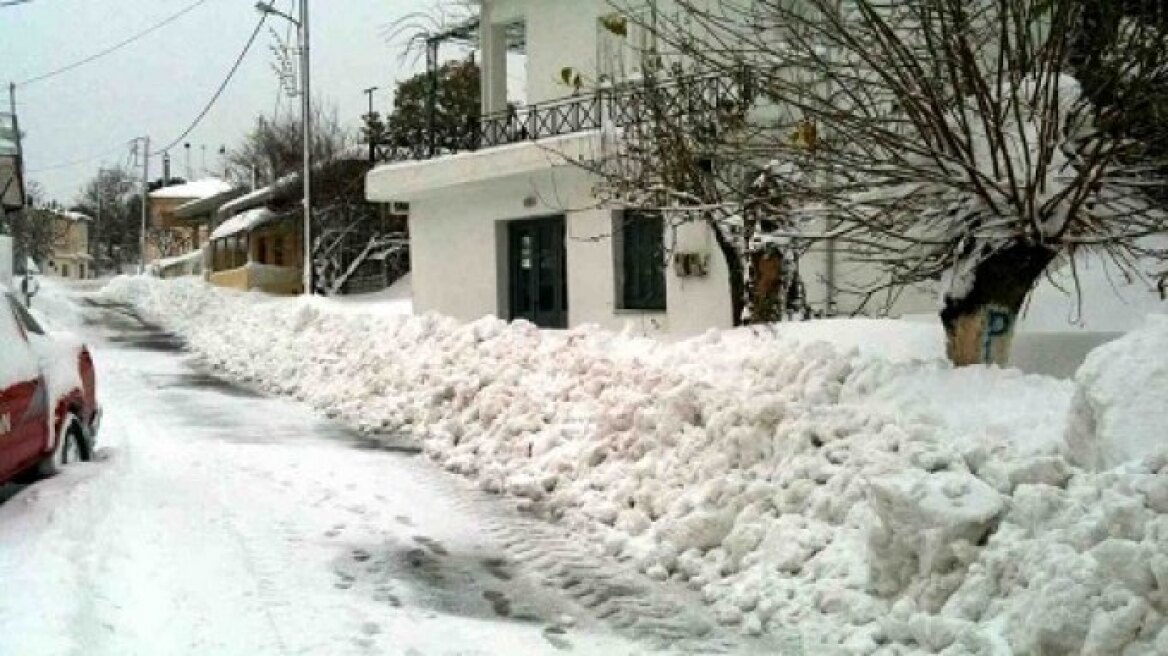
top-left (206, 160), bottom-right (406, 296)
top-left (146, 178), bottom-right (234, 265)
top-left (45, 210), bottom-right (93, 280)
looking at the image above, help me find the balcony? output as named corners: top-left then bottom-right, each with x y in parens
top-left (369, 68), bottom-right (756, 165)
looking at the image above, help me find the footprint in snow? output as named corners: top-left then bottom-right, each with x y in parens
top-left (481, 557), bottom-right (513, 581)
top-left (482, 590), bottom-right (512, 618)
top-left (412, 535), bottom-right (449, 556)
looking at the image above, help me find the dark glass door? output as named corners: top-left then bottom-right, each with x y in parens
top-left (508, 216), bottom-right (567, 328)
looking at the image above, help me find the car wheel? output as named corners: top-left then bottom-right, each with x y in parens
top-left (36, 413), bottom-right (87, 478)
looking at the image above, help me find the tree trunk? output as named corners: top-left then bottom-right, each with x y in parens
top-left (940, 243), bottom-right (1056, 366)
top-left (744, 248), bottom-right (787, 324)
top-left (708, 219), bottom-right (747, 327)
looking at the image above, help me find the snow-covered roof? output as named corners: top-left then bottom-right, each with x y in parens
top-left (210, 207), bottom-right (277, 241)
top-left (58, 210), bottom-right (92, 223)
top-left (154, 248), bottom-right (203, 269)
top-left (215, 173), bottom-right (300, 221)
top-left (149, 178), bottom-right (234, 201)
top-left (173, 187), bottom-right (246, 220)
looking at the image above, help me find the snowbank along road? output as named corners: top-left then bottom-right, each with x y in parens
top-left (0, 280), bottom-right (769, 656)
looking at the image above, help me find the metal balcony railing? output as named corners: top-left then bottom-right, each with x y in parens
top-left (369, 67), bottom-right (755, 164)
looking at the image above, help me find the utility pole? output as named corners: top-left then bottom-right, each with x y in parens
top-left (363, 86), bottom-right (378, 117)
top-left (95, 166), bottom-right (102, 266)
top-left (363, 86), bottom-right (378, 162)
top-left (256, 0), bottom-right (312, 295)
top-left (137, 136), bottom-right (150, 275)
top-left (425, 36), bottom-right (439, 158)
top-left (299, 0), bottom-right (312, 296)
top-left (8, 82), bottom-right (28, 273)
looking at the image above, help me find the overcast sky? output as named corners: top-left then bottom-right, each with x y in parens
top-left (0, 0), bottom-right (448, 204)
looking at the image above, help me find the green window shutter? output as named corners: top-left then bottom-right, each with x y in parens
top-left (621, 211), bottom-right (666, 311)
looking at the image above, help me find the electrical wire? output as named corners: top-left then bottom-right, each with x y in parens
top-left (151, 13), bottom-right (268, 155)
top-left (25, 143), bottom-right (128, 174)
top-left (16, 0), bottom-right (214, 87)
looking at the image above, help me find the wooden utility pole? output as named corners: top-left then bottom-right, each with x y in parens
top-left (138, 136), bottom-right (150, 274)
top-left (299, 0), bottom-right (312, 296)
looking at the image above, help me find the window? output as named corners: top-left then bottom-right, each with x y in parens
top-left (256, 236), bottom-right (268, 265)
top-left (617, 210), bottom-right (666, 311)
top-left (61, 264), bottom-right (70, 277)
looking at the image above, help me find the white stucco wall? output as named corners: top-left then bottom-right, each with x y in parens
top-left (485, 0), bottom-right (609, 105)
top-left (403, 160), bottom-right (740, 336)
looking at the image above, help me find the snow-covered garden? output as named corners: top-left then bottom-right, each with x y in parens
top-left (105, 275), bottom-right (1168, 655)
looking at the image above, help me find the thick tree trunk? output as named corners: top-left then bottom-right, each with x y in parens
top-left (709, 219), bottom-right (747, 327)
top-left (941, 243), bottom-right (1056, 366)
top-left (744, 249), bottom-right (787, 324)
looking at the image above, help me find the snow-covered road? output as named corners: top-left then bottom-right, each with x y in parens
top-left (0, 282), bottom-right (749, 656)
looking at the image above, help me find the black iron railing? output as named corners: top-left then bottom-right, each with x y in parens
top-left (370, 68), bottom-right (755, 164)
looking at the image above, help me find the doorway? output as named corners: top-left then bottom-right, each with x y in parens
top-left (507, 216), bottom-right (567, 328)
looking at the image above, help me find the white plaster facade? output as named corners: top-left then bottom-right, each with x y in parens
top-left (366, 0), bottom-right (938, 335)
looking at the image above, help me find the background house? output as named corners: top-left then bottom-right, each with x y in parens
top-left (207, 160), bottom-right (406, 295)
top-left (146, 178), bottom-right (234, 265)
top-left (45, 210), bottom-right (92, 279)
top-left (150, 185), bottom-right (247, 280)
top-left (364, 0), bottom-right (937, 334)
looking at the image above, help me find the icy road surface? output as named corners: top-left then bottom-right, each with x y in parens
top-left (0, 281), bottom-right (761, 656)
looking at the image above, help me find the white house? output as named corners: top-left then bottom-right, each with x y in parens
top-left (365, 0), bottom-right (937, 334)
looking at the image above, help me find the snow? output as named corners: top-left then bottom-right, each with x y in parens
top-left (2, 279), bottom-right (660, 656)
top-left (148, 177), bottom-right (234, 200)
top-left (27, 330), bottom-right (84, 449)
top-left (153, 248), bottom-right (203, 270)
top-left (308, 273), bottom-right (413, 317)
top-left (209, 207), bottom-right (275, 240)
top-left (57, 210), bottom-right (92, 223)
top-left (1065, 314), bottom-right (1168, 471)
top-left (0, 288), bottom-right (39, 389)
top-left (101, 275), bottom-right (1168, 654)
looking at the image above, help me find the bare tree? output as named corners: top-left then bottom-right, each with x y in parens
top-left (74, 167), bottom-right (142, 274)
top-left (558, 25), bottom-right (804, 327)
top-left (225, 104), bottom-right (352, 188)
top-left (588, 0), bottom-right (1168, 364)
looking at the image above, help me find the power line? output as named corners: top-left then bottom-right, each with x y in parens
top-left (152, 13), bottom-right (268, 155)
top-left (16, 0), bottom-right (213, 87)
top-left (25, 143), bottom-right (128, 174)
top-left (25, 11), bottom-right (268, 178)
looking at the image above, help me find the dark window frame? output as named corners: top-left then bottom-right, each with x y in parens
top-left (616, 210), bottom-right (667, 311)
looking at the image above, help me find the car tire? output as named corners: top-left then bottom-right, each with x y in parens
top-left (36, 413), bottom-right (88, 478)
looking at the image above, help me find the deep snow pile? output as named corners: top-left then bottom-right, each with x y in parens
top-left (104, 276), bottom-right (1168, 655)
top-left (1065, 315), bottom-right (1168, 471)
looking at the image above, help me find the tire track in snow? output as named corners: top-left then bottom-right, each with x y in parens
top-left (410, 465), bottom-right (762, 655)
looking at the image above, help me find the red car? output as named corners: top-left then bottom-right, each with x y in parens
top-left (1, 285), bottom-right (100, 483)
